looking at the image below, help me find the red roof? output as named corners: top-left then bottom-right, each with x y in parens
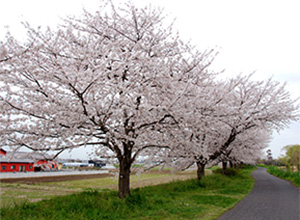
top-left (0, 148), bottom-right (7, 156)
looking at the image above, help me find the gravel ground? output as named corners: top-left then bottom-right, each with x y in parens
top-left (218, 167), bottom-right (300, 220)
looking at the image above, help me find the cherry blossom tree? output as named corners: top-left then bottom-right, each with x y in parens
top-left (164, 74), bottom-right (298, 179)
top-left (221, 128), bottom-right (272, 168)
top-left (209, 75), bottom-right (299, 172)
top-left (0, 1), bottom-right (215, 197)
top-left (163, 79), bottom-right (240, 180)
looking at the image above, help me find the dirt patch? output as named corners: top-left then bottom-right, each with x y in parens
top-left (0, 173), bottom-right (114, 184)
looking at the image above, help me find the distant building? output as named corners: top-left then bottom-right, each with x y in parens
top-left (0, 158), bottom-right (35, 172)
top-left (62, 162), bottom-right (90, 167)
top-left (0, 148), bottom-right (57, 172)
top-left (88, 160), bottom-right (106, 168)
top-left (0, 149), bottom-right (7, 156)
top-left (34, 160), bottom-right (58, 171)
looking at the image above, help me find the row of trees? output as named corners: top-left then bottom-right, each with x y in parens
top-left (0, 1), bottom-right (299, 197)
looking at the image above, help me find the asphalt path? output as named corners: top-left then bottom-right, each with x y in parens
top-left (218, 167), bottom-right (300, 220)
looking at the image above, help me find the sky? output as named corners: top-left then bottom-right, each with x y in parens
top-left (0, 0), bottom-right (299, 159)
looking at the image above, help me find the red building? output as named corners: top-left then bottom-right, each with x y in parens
top-left (0, 158), bottom-right (35, 172)
top-left (0, 149), bottom-right (6, 156)
top-left (34, 160), bottom-right (58, 171)
top-left (0, 148), bottom-right (57, 172)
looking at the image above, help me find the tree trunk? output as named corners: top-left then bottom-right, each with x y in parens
top-left (229, 161), bottom-right (233, 168)
top-left (118, 158), bottom-right (131, 198)
top-left (196, 162), bottom-right (206, 181)
top-left (233, 163), bottom-right (237, 169)
top-left (222, 161), bottom-right (227, 175)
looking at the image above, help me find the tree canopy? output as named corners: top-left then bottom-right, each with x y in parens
top-left (0, 0), bottom-right (299, 197)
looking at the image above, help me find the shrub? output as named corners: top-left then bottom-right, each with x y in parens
top-left (213, 168), bottom-right (240, 176)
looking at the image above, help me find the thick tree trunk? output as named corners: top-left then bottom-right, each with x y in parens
top-left (222, 161), bottom-right (227, 175)
top-left (117, 140), bottom-right (134, 198)
top-left (118, 159), bottom-right (131, 198)
top-left (196, 162), bottom-right (206, 181)
top-left (229, 160), bottom-right (233, 168)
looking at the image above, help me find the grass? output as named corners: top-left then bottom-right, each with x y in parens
top-left (0, 170), bottom-right (195, 208)
top-left (267, 166), bottom-right (300, 187)
top-left (0, 183), bottom-right (77, 208)
top-left (0, 166), bottom-right (256, 220)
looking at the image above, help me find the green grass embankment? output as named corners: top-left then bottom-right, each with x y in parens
top-left (1, 166), bottom-right (256, 220)
top-left (267, 166), bottom-right (300, 187)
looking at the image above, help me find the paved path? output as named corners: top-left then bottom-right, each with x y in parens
top-left (219, 167), bottom-right (300, 220)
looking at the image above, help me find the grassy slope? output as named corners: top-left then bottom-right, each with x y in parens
top-left (1, 167), bottom-right (255, 220)
top-left (267, 166), bottom-right (300, 187)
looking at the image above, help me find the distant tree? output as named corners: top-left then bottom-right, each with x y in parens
top-left (0, 1), bottom-right (214, 197)
top-left (281, 145), bottom-right (300, 171)
top-left (276, 156), bottom-right (290, 168)
top-left (266, 149), bottom-right (273, 165)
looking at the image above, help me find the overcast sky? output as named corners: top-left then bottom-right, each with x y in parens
top-left (1, 0), bottom-right (299, 159)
